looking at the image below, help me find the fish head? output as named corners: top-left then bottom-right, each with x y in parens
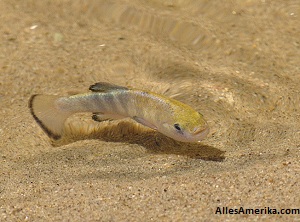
top-left (161, 108), bottom-right (209, 143)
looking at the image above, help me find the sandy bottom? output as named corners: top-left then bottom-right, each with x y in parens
top-left (1, 1), bottom-right (299, 221)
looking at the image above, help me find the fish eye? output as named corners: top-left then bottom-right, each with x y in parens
top-left (174, 123), bottom-right (182, 131)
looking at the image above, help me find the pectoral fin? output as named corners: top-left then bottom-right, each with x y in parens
top-left (132, 116), bottom-right (157, 130)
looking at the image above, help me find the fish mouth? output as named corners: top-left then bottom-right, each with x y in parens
top-left (193, 125), bottom-right (210, 141)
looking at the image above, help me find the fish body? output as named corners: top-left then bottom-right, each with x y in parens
top-left (29, 82), bottom-right (209, 142)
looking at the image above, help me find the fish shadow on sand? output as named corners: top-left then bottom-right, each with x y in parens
top-left (52, 120), bottom-right (225, 161)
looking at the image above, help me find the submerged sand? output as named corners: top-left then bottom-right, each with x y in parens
top-left (0, 0), bottom-right (299, 221)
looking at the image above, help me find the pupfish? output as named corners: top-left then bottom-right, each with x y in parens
top-left (29, 82), bottom-right (209, 142)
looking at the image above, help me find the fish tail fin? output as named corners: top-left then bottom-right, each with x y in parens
top-left (29, 95), bottom-right (72, 140)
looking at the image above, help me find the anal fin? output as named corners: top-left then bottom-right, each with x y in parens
top-left (92, 112), bottom-right (125, 122)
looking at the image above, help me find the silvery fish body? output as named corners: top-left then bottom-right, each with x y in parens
top-left (29, 82), bottom-right (209, 142)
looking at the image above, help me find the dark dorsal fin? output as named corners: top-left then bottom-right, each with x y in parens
top-left (89, 82), bottom-right (129, 92)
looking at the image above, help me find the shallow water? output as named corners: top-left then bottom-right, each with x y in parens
top-left (0, 0), bottom-right (299, 221)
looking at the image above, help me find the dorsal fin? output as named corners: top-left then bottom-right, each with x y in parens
top-left (89, 82), bottom-right (129, 92)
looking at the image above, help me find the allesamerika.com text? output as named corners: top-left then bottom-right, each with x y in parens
top-left (215, 206), bottom-right (299, 215)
